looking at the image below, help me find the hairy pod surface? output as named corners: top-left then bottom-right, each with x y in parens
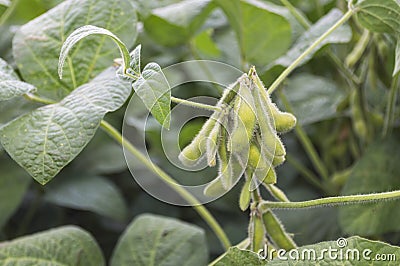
top-left (262, 210), bottom-right (296, 250)
top-left (270, 103), bottom-right (297, 133)
top-left (249, 211), bottom-right (265, 252)
top-left (239, 177), bottom-right (251, 211)
top-left (206, 116), bottom-right (223, 167)
top-left (179, 112), bottom-right (218, 166)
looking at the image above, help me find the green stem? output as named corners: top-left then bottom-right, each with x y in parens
top-left (267, 9), bottom-right (354, 94)
top-left (279, 93), bottom-right (329, 181)
top-left (0, 0), bottom-right (19, 27)
top-left (24, 93), bottom-right (55, 105)
top-left (382, 73), bottom-right (399, 137)
top-left (171, 96), bottom-right (221, 112)
top-left (279, 0), bottom-right (310, 28)
top-left (259, 190), bottom-right (400, 210)
top-left (100, 120), bottom-right (231, 250)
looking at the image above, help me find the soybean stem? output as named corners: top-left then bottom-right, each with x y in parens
top-left (267, 9), bottom-right (354, 94)
top-left (382, 73), bottom-right (399, 137)
top-left (259, 190), bottom-right (400, 210)
top-left (171, 96), bottom-right (221, 112)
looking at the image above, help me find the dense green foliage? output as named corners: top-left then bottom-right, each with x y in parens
top-left (0, 0), bottom-right (400, 265)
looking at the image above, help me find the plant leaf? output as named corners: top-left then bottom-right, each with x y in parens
top-left (0, 58), bottom-right (36, 101)
top-left (356, 0), bottom-right (400, 35)
top-left (0, 68), bottom-right (131, 184)
top-left (58, 25), bottom-right (131, 80)
top-left (215, 0), bottom-right (292, 65)
top-left (213, 247), bottom-right (263, 266)
top-left (339, 137), bottom-right (400, 235)
top-left (44, 175), bottom-right (128, 221)
top-left (133, 62), bottom-right (171, 128)
top-left (143, 0), bottom-right (215, 46)
top-left (0, 157), bottom-right (31, 229)
top-left (394, 38), bottom-right (400, 76)
top-left (268, 236), bottom-right (400, 265)
top-left (13, 0), bottom-right (137, 100)
top-left (269, 8), bottom-right (352, 69)
top-left (282, 73), bottom-right (346, 125)
top-left (0, 226), bottom-right (105, 265)
top-left (129, 44), bottom-right (141, 75)
top-left (110, 214), bottom-right (208, 266)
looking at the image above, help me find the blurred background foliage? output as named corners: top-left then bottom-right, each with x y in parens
top-left (0, 0), bottom-right (399, 261)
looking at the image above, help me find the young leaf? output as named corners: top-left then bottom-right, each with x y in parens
top-left (110, 214), bottom-right (208, 266)
top-left (215, 0), bottom-right (292, 65)
top-left (58, 25), bottom-right (131, 79)
top-left (356, 0), bottom-right (400, 35)
top-left (339, 137), bottom-right (400, 235)
top-left (129, 44), bottom-right (141, 76)
top-left (44, 175), bottom-right (128, 221)
top-left (143, 0), bottom-right (215, 46)
top-left (13, 0), bottom-right (138, 100)
top-left (0, 226), bottom-right (105, 265)
top-left (0, 58), bottom-right (36, 101)
top-left (269, 8), bottom-right (352, 69)
top-left (133, 62), bottom-right (171, 129)
top-left (0, 68), bottom-right (131, 184)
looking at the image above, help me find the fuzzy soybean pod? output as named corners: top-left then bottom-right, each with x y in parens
top-left (229, 78), bottom-right (257, 152)
top-left (239, 176), bottom-right (252, 211)
top-left (179, 112), bottom-right (218, 166)
top-left (252, 87), bottom-right (286, 158)
top-left (218, 131), bottom-right (234, 189)
top-left (350, 90), bottom-right (368, 141)
top-left (249, 211), bottom-right (265, 252)
top-left (272, 154), bottom-right (285, 167)
top-left (206, 114), bottom-right (224, 167)
top-left (262, 209), bottom-right (296, 251)
top-left (269, 103), bottom-right (297, 133)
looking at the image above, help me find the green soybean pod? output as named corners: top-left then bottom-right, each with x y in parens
top-left (218, 130), bottom-right (234, 189)
top-left (264, 184), bottom-right (290, 202)
top-left (203, 175), bottom-right (228, 197)
top-left (262, 209), bottom-right (296, 251)
top-left (179, 111), bottom-right (218, 166)
top-left (270, 103), bottom-right (296, 133)
top-left (206, 115), bottom-right (223, 167)
top-left (229, 79), bottom-right (257, 151)
top-left (249, 212), bottom-right (265, 252)
top-left (239, 177), bottom-right (251, 211)
top-left (272, 154), bottom-right (285, 167)
top-left (252, 87), bottom-right (286, 157)
top-left (350, 90), bottom-right (368, 141)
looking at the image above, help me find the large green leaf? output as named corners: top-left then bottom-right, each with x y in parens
top-left (268, 236), bottom-right (400, 265)
top-left (0, 157), bottom-right (31, 229)
top-left (215, 0), bottom-right (292, 65)
top-left (356, 0), bottom-right (400, 35)
top-left (0, 226), bottom-right (105, 265)
top-left (110, 214), bottom-right (208, 266)
top-left (133, 62), bottom-right (171, 128)
top-left (12, 0), bottom-right (137, 100)
top-left (270, 8), bottom-right (352, 69)
top-left (282, 73), bottom-right (345, 125)
top-left (143, 0), bottom-right (215, 46)
top-left (0, 68), bottom-right (131, 184)
top-left (213, 247), bottom-right (263, 266)
top-left (0, 58), bottom-right (35, 101)
top-left (339, 137), bottom-right (400, 235)
top-left (44, 174), bottom-right (128, 221)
